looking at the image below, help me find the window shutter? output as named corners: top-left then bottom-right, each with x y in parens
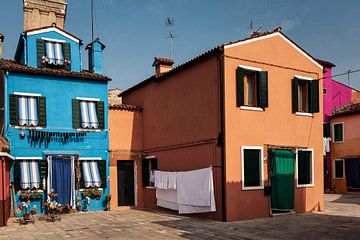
top-left (63, 42), bottom-right (71, 71)
top-left (79, 162), bottom-right (85, 189)
top-left (9, 94), bottom-right (19, 126)
top-left (96, 101), bottom-right (105, 129)
top-left (142, 159), bottom-right (150, 187)
top-left (151, 158), bottom-right (158, 170)
top-left (72, 99), bottom-right (81, 129)
top-left (37, 96), bottom-right (47, 127)
top-left (236, 67), bottom-right (245, 107)
top-left (298, 151), bottom-right (311, 185)
top-left (39, 160), bottom-right (48, 189)
top-left (292, 77), bottom-right (299, 113)
top-left (37, 39), bottom-right (45, 67)
top-left (98, 160), bottom-right (107, 188)
top-left (258, 71), bottom-right (268, 108)
top-left (334, 124), bottom-right (343, 142)
top-left (14, 161), bottom-right (21, 190)
top-left (310, 80), bottom-right (320, 113)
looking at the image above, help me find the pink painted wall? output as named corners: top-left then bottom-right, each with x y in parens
top-left (323, 67), bottom-right (352, 123)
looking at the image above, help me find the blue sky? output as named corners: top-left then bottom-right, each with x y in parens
top-left (1, 0), bottom-right (360, 90)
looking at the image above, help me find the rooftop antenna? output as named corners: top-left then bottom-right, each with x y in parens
top-left (91, 0), bottom-right (94, 42)
top-left (166, 17), bottom-right (177, 59)
top-left (250, 20), bottom-right (262, 35)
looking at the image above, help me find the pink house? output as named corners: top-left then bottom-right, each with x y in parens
top-left (316, 59), bottom-right (360, 191)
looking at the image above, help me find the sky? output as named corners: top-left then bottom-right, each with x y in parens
top-left (1, 0), bottom-right (360, 90)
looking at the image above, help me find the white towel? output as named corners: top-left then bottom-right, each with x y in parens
top-left (154, 171), bottom-right (161, 188)
top-left (168, 172), bottom-right (177, 189)
top-left (156, 189), bottom-right (178, 210)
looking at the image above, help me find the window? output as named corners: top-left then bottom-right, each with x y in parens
top-left (142, 157), bottom-right (158, 187)
top-left (9, 94), bottom-right (46, 127)
top-left (297, 149), bottom-right (314, 187)
top-left (37, 39), bottom-right (71, 70)
top-left (14, 160), bottom-right (41, 190)
top-left (79, 160), bottom-right (106, 189)
top-left (81, 161), bottom-right (102, 188)
top-left (334, 159), bottom-right (344, 179)
top-left (323, 123), bottom-right (330, 138)
top-left (292, 77), bottom-right (319, 114)
top-left (72, 99), bottom-right (105, 129)
top-left (333, 122), bottom-right (344, 143)
top-left (236, 66), bottom-right (268, 109)
top-left (45, 41), bottom-right (64, 65)
top-left (241, 147), bottom-right (264, 190)
top-left (323, 88), bottom-right (327, 95)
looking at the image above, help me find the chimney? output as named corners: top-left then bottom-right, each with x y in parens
top-left (86, 38), bottom-right (106, 74)
top-left (152, 57), bottom-right (174, 75)
top-left (23, 0), bottom-right (67, 31)
top-left (0, 33), bottom-right (4, 59)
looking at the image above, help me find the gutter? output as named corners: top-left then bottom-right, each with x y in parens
top-left (216, 50), bottom-right (227, 222)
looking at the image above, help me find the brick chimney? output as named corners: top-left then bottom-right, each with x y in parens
top-left (152, 57), bottom-right (174, 75)
top-left (23, 0), bottom-right (67, 31)
top-left (0, 33), bottom-right (4, 59)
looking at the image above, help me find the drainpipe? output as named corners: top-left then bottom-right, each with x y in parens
top-left (4, 71), bottom-right (11, 148)
top-left (21, 34), bottom-right (27, 65)
top-left (216, 49), bottom-right (227, 222)
top-left (79, 43), bottom-right (83, 72)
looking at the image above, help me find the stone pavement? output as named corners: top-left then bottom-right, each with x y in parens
top-left (1, 193), bottom-right (359, 240)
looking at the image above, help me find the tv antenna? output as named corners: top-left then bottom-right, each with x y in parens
top-left (91, 0), bottom-right (95, 41)
top-left (166, 17), bottom-right (177, 59)
top-left (250, 21), bottom-right (261, 35)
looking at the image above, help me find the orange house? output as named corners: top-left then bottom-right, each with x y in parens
top-left (330, 103), bottom-right (360, 193)
top-left (109, 28), bottom-right (324, 221)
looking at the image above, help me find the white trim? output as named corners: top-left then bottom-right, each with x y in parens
top-left (14, 126), bottom-right (43, 130)
top-left (333, 159), bottom-right (345, 179)
top-left (41, 37), bottom-right (66, 43)
top-left (78, 157), bottom-right (102, 161)
top-left (241, 146), bottom-right (264, 190)
top-left (224, 32), bottom-right (323, 70)
top-left (332, 122), bottom-right (344, 143)
top-left (294, 75), bottom-right (313, 81)
top-left (14, 92), bottom-right (41, 97)
top-left (240, 106), bottom-right (263, 112)
top-left (296, 148), bottom-right (314, 188)
top-left (27, 27), bottom-right (80, 43)
top-left (15, 157), bottom-right (43, 160)
top-left (76, 128), bottom-right (101, 132)
top-left (295, 112), bottom-right (313, 117)
top-left (145, 155), bottom-right (157, 159)
top-left (238, 65), bottom-right (262, 72)
top-left (76, 97), bottom-right (100, 102)
top-left (0, 152), bottom-right (15, 160)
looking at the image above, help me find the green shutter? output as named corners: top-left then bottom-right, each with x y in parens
top-left (142, 159), bottom-right (150, 187)
top-left (292, 77), bottom-right (299, 113)
top-left (96, 101), bottom-right (105, 129)
top-left (335, 161), bottom-right (344, 178)
top-left (79, 161), bottom-right (85, 189)
top-left (334, 124), bottom-right (343, 142)
top-left (37, 39), bottom-right (45, 67)
top-left (236, 67), bottom-right (244, 107)
top-left (14, 161), bottom-right (21, 190)
top-left (243, 149), bottom-right (261, 187)
top-left (298, 151), bottom-right (311, 185)
top-left (63, 42), bottom-right (71, 71)
top-left (258, 71), bottom-right (268, 108)
top-left (98, 160), bottom-right (107, 188)
top-left (39, 160), bottom-right (48, 189)
top-left (37, 96), bottom-right (47, 127)
top-left (310, 80), bottom-right (320, 113)
top-left (72, 99), bottom-right (81, 129)
top-left (9, 94), bottom-right (19, 126)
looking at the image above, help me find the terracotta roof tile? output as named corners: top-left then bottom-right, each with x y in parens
top-left (0, 59), bottom-right (111, 81)
top-left (332, 103), bottom-right (360, 117)
top-left (109, 104), bottom-right (143, 112)
top-left (152, 57), bottom-right (174, 66)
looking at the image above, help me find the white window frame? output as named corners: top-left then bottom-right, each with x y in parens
top-left (14, 92), bottom-right (41, 97)
top-left (294, 76), bottom-right (313, 116)
top-left (332, 122), bottom-right (344, 143)
top-left (76, 97), bottom-right (100, 102)
top-left (333, 159), bottom-right (345, 179)
top-left (13, 92), bottom-right (42, 128)
top-left (296, 148), bottom-right (314, 188)
top-left (241, 146), bottom-right (264, 190)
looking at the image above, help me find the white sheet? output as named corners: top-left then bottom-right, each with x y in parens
top-left (168, 172), bottom-right (177, 189)
top-left (156, 188), bottom-right (178, 210)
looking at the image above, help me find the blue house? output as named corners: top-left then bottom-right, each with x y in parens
top-left (0, 24), bottom-right (111, 212)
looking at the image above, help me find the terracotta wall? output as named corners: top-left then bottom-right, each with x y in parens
top-left (223, 34), bottom-right (324, 221)
top-left (122, 56), bottom-right (223, 220)
top-left (109, 108), bottom-right (143, 209)
top-left (0, 157), bottom-right (10, 227)
top-left (330, 114), bottom-right (360, 193)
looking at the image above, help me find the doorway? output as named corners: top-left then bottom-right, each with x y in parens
top-left (268, 149), bottom-right (296, 212)
top-left (345, 158), bottom-right (360, 190)
top-left (117, 161), bottom-right (135, 206)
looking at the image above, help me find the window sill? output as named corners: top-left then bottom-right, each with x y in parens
top-left (295, 112), bottom-right (313, 117)
top-left (297, 184), bottom-right (314, 188)
top-left (333, 141), bottom-right (344, 144)
top-left (334, 177), bottom-right (344, 180)
top-left (14, 126), bottom-right (43, 130)
top-left (242, 186), bottom-right (264, 191)
top-left (144, 186), bottom-right (156, 189)
top-left (79, 188), bottom-right (103, 191)
top-left (77, 128), bottom-right (102, 132)
top-left (240, 106), bottom-right (263, 112)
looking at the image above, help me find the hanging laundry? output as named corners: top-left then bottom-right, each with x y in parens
top-left (168, 172), bottom-right (177, 189)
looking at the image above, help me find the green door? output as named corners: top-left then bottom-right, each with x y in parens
top-left (269, 149), bottom-right (295, 210)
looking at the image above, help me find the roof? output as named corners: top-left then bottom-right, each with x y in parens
top-left (85, 38), bottom-right (106, 50)
top-left (331, 102), bottom-right (360, 117)
top-left (109, 104), bottom-right (143, 112)
top-left (315, 58), bottom-right (336, 68)
top-left (0, 136), bottom-right (9, 153)
top-left (0, 59), bottom-right (111, 82)
top-left (152, 57), bottom-right (174, 67)
top-left (24, 25), bottom-right (82, 43)
top-left (120, 27), bottom-right (321, 97)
